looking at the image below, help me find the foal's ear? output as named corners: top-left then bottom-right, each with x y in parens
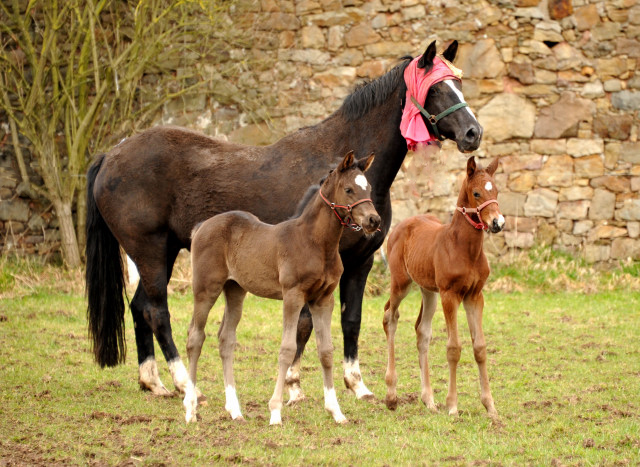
top-left (358, 152), bottom-right (375, 173)
top-left (339, 150), bottom-right (355, 172)
top-left (417, 40), bottom-right (437, 70)
top-left (442, 40), bottom-right (458, 62)
top-left (467, 156), bottom-right (477, 178)
top-left (487, 157), bottom-right (499, 176)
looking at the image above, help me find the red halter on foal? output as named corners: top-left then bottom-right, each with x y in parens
top-left (319, 190), bottom-right (375, 232)
top-left (456, 199), bottom-right (499, 231)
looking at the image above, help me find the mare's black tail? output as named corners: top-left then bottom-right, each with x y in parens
top-left (85, 154), bottom-right (126, 367)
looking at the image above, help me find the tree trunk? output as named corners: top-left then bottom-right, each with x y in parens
top-left (53, 198), bottom-right (81, 268)
top-left (76, 180), bottom-right (87, 260)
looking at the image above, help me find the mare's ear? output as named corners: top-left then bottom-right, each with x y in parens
top-left (487, 157), bottom-right (499, 176)
top-left (339, 150), bottom-right (355, 172)
top-left (467, 156), bottom-right (476, 178)
top-left (358, 152), bottom-right (375, 173)
top-left (417, 40), bottom-right (437, 70)
top-left (442, 40), bottom-right (458, 62)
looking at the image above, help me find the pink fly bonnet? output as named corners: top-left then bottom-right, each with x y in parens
top-left (400, 56), bottom-right (464, 151)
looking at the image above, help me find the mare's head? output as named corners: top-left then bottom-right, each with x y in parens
top-left (417, 41), bottom-right (482, 152)
top-left (321, 151), bottom-right (381, 235)
top-left (462, 156), bottom-right (504, 234)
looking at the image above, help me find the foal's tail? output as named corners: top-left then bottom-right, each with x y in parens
top-left (85, 154), bottom-right (126, 368)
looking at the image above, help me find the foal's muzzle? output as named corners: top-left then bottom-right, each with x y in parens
top-left (489, 217), bottom-right (504, 234)
top-left (362, 213), bottom-right (381, 234)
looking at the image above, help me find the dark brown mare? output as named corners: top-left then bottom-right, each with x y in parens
top-left (383, 156), bottom-right (503, 418)
top-left (85, 40), bottom-right (482, 401)
top-left (183, 151), bottom-right (379, 425)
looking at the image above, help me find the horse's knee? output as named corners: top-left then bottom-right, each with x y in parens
top-left (186, 328), bottom-right (205, 353)
top-left (318, 344), bottom-right (334, 369)
top-left (218, 334), bottom-right (236, 359)
top-left (279, 342), bottom-right (296, 365)
top-left (447, 344), bottom-right (461, 363)
top-left (473, 343), bottom-right (487, 364)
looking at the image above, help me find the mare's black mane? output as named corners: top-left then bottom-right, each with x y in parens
top-left (338, 56), bottom-right (412, 122)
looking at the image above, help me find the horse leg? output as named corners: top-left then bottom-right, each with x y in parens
top-left (340, 256), bottom-right (375, 400)
top-left (441, 290), bottom-right (462, 416)
top-left (310, 297), bottom-right (347, 424)
top-left (131, 283), bottom-right (170, 396)
top-left (132, 244), bottom-right (190, 396)
top-left (269, 290), bottom-right (305, 425)
top-left (383, 267), bottom-right (412, 410)
top-left (184, 279), bottom-right (223, 423)
top-left (163, 244), bottom-right (192, 396)
top-left (218, 281), bottom-right (247, 421)
top-left (415, 288), bottom-right (438, 411)
top-left (463, 293), bottom-right (498, 418)
top-left (286, 304), bottom-right (312, 405)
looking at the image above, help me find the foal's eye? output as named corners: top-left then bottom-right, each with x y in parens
top-left (345, 187), bottom-right (354, 194)
top-left (473, 192), bottom-right (480, 198)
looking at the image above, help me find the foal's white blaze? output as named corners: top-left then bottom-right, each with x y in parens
top-left (324, 387), bottom-right (347, 423)
top-left (355, 174), bottom-right (368, 190)
top-left (225, 385), bottom-right (243, 420)
top-left (343, 359), bottom-right (374, 399)
top-left (444, 80), bottom-right (477, 121)
top-left (485, 181), bottom-right (493, 191)
top-left (497, 214), bottom-right (505, 228)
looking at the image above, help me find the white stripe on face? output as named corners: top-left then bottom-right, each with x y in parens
top-left (444, 80), bottom-right (478, 121)
top-left (355, 174), bottom-right (368, 190)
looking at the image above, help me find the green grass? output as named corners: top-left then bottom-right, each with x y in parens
top-left (1, 255), bottom-right (639, 465)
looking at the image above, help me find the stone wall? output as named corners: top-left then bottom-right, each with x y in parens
top-left (218, 0), bottom-right (639, 263)
top-left (2, 0), bottom-right (639, 263)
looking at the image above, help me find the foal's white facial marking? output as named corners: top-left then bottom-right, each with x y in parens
top-left (355, 174), bottom-right (368, 190)
top-left (444, 80), bottom-right (477, 121)
top-left (497, 214), bottom-right (505, 228)
top-left (485, 181), bottom-right (493, 191)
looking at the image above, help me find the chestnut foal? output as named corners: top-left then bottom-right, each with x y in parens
top-left (184, 151), bottom-right (380, 425)
top-left (383, 156), bottom-right (503, 418)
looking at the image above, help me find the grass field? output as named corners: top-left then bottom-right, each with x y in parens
top-left (0, 253), bottom-right (639, 465)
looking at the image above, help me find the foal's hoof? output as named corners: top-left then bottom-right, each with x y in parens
top-left (197, 394), bottom-right (208, 406)
top-left (385, 396), bottom-right (398, 411)
top-left (233, 416), bottom-right (247, 423)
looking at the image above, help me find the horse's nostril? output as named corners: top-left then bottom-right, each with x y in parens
top-left (466, 127), bottom-right (477, 141)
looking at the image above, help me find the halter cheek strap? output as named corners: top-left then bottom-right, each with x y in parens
top-left (410, 95), bottom-right (469, 142)
top-left (319, 190), bottom-right (375, 232)
top-left (457, 199), bottom-right (499, 231)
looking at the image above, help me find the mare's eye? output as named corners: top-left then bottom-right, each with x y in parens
top-left (473, 192), bottom-right (480, 198)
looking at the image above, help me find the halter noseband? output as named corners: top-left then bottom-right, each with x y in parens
top-left (410, 95), bottom-right (469, 142)
top-left (456, 199), bottom-right (499, 231)
top-left (319, 189), bottom-right (375, 232)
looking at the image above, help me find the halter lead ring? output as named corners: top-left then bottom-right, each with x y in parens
top-left (410, 95), bottom-right (469, 141)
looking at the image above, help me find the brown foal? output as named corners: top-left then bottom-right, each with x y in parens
top-left (183, 151), bottom-right (380, 425)
top-left (383, 156), bottom-right (503, 418)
